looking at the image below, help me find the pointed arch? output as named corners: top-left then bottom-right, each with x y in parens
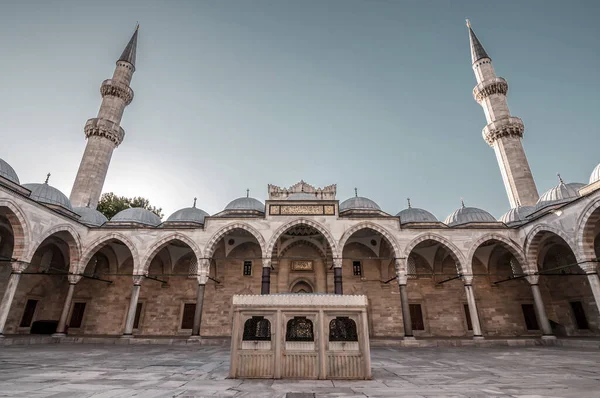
top-left (79, 232), bottom-right (139, 275)
top-left (403, 232), bottom-right (467, 274)
top-left (204, 222), bottom-right (266, 259)
top-left (338, 222), bottom-right (401, 259)
top-left (26, 224), bottom-right (82, 273)
top-left (466, 233), bottom-right (528, 273)
top-left (265, 218), bottom-right (339, 260)
top-left (0, 198), bottom-right (30, 260)
top-left (139, 232), bottom-right (202, 275)
top-left (576, 198), bottom-right (600, 262)
top-left (524, 224), bottom-right (578, 269)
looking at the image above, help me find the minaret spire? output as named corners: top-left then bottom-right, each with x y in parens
top-left (467, 21), bottom-right (539, 208)
top-left (70, 26), bottom-right (138, 209)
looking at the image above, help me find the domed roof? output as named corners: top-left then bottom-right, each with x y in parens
top-left (590, 163), bottom-right (600, 184)
top-left (225, 196), bottom-right (265, 212)
top-left (396, 200), bottom-right (437, 224)
top-left (167, 206), bottom-right (209, 224)
top-left (340, 196), bottom-right (381, 212)
top-left (0, 158), bottom-right (19, 184)
top-left (287, 192), bottom-right (319, 200)
top-left (111, 207), bottom-right (161, 226)
top-left (499, 205), bottom-right (534, 226)
top-left (535, 175), bottom-right (585, 211)
top-left (74, 206), bottom-right (108, 227)
top-left (444, 202), bottom-right (496, 226)
top-left (23, 178), bottom-right (73, 211)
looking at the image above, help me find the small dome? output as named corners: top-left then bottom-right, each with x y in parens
top-left (397, 207), bottom-right (438, 224)
top-left (535, 178), bottom-right (585, 211)
top-left (225, 197), bottom-right (265, 212)
top-left (167, 206), bottom-right (209, 224)
top-left (0, 158), bottom-right (19, 184)
top-left (111, 207), bottom-right (161, 226)
top-left (444, 204), bottom-right (496, 226)
top-left (590, 163), bottom-right (600, 184)
top-left (340, 196), bottom-right (381, 212)
top-left (22, 182), bottom-right (73, 211)
top-left (287, 192), bottom-right (319, 200)
top-left (74, 207), bottom-right (108, 227)
top-left (499, 205), bottom-right (534, 226)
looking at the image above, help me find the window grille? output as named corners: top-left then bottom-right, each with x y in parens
top-left (329, 317), bottom-right (358, 341)
top-left (352, 261), bottom-right (362, 276)
top-left (243, 316), bottom-right (271, 341)
top-left (285, 317), bottom-right (314, 341)
top-left (243, 260), bottom-right (252, 276)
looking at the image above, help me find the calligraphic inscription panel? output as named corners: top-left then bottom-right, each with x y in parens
top-left (269, 204), bottom-right (336, 216)
top-left (291, 260), bottom-right (313, 271)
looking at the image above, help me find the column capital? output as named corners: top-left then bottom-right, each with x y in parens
top-left (580, 261), bottom-right (599, 274)
top-left (132, 275), bottom-right (144, 286)
top-left (10, 261), bottom-right (27, 273)
top-left (333, 258), bottom-right (343, 268)
top-left (68, 275), bottom-right (82, 285)
top-left (525, 273), bottom-right (539, 285)
top-left (395, 258), bottom-right (408, 285)
top-left (197, 267), bottom-right (209, 285)
top-left (262, 258), bottom-right (272, 268)
top-left (462, 274), bottom-right (474, 285)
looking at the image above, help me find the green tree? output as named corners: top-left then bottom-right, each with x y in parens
top-left (97, 192), bottom-right (163, 220)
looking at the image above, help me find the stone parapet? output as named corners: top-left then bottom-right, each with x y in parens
top-left (482, 116), bottom-right (524, 146)
top-left (100, 79), bottom-right (134, 105)
top-left (84, 118), bottom-right (125, 146)
top-left (473, 77), bottom-right (508, 104)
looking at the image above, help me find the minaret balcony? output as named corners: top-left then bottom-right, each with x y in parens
top-left (100, 79), bottom-right (134, 105)
top-left (482, 116), bottom-right (524, 146)
top-left (473, 77), bottom-right (508, 104)
top-left (84, 118), bottom-right (125, 147)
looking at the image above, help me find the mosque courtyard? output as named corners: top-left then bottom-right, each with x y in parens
top-left (0, 344), bottom-right (599, 397)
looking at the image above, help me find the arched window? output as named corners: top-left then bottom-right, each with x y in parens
top-left (329, 317), bottom-right (358, 342)
top-left (242, 316), bottom-right (271, 341)
top-left (286, 317), bottom-right (314, 341)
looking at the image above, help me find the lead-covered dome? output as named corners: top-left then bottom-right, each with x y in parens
top-left (499, 205), bottom-right (534, 226)
top-left (225, 197), bottom-right (265, 212)
top-left (23, 182), bottom-right (73, 211)
top-left (340, 196), bottom-right (381, 212)
top-left (111, 207), bottom-right (161, 226)
top-left (444, 202), bottom-right (496, 226)
top-left (167, 206), bottom-right (209, 224)
top-left (396, 200), bottom-right (437, 224)
top-left (590, 163), bottom-right (600, 185)
top-left (0, 158), bottom-right (19, 184)
top-left (74, 206), bottom-right (108, 227)
top-left (535, 175), bottom-right (584, 211)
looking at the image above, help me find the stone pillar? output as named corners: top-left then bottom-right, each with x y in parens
top-left (395, 259), bottom-right (413, 339)
top-left (463, 276), bottom-right (484, 339)
top-left (580, 262), bottom-right (600, 317)
top-left (122, 275), bottom-right (143, 338)
top-left (191, 268), bottom-right (208, 338)
top-left (261, 258), bottom-right (271, 295)
top-left (53, 275), bottom-right (82, 337)
top-left (0, 262), bottom-right (27, 337)
top-left (525, 275), bottom-right (554, 338)
top-left (333, 258), bottom-right (343, 295)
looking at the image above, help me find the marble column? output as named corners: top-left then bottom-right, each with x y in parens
top-left (0, 262), bottom-right (27, 337)
top-left (53, 275), bottom-right (82, 337)
top-left (395, 259), bottom-right (413, 339)
top-left (581, 262), bottom-right (600, 316)
top-left (122, 275), bottom-right (144, 338)
top-left (525, 275), bottom-right (554, 338)
top-left (261, 259), bottom-right (271, 295)
top-left (463, 276), bottom-right (483, 339)
top-left (333, 259), bottom-right (343, 295)
top-left (192, 269), bottom-right (208, 337)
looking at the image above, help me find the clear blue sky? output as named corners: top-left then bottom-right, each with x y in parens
top-left (1, 0), bottom-right (599, 219)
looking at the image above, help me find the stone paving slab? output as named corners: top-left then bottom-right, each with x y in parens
top-left (0, 344), bottom-right (599, 397)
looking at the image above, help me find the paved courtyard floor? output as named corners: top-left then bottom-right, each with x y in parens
top-left (0, 344), bottom-right (599, 397)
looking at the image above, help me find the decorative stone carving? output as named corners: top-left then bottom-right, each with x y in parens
top-left (473, 77), bottom-right (508, 103)
top-left (269, 205), bottom-right (335, 216)
top-left (268, 180), bottom-right (337, 200)
top-left (132, 275), bottom-right (144, 286)
top-left (10, 261), bottom-right (28, 273)
top-left (68, 274), bottom-right (82, 285)
top-left (482, 116), bottom-right (524, 146)
top-left (84, 118), bottom-right (125, 146)
top-left (232, 294), bottom-right (368, 307)
top-left (291, 260), bottom-right (313, 271)
top-left (100, 79), bottom-right (134, 105)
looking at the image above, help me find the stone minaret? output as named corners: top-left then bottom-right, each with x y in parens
top-left (467, 20), bottom-right (539, 207)
top-left (70, 27), bottom-right (138, 209)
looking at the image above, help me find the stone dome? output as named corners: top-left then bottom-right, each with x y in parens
top-left (590, 163), bottom-right (600, 185)
top-left (225, 197), bottom-right (265, 212)
top-left (74, 206), bottom-right (108, 227)
top-left (340, 196), bottom-right (381, 212)
top-left (396, 207), bottom-right (438, 224)
top-left (287, 192), bottom-right (319, 200)
top-left (444, 204), bottom-right (496, 226)
top-left (499, 205), bottom-right (534, 226)
top-left (0, 158), bottom-right (19, 184)
top-left (111, 207), bottom-right (161, 226)
top-left (535, 178), bottom-right (585, 211)
top-left (22, 182), bottom-right (73, 211)
top-left (167, 206), bottom-right (209, 224)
